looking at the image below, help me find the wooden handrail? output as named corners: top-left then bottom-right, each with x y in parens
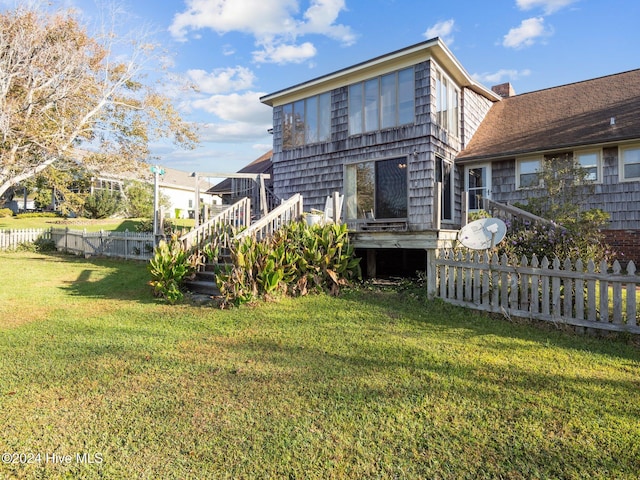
top-left (236, 193), bottom-right (303, 241)
top-left (179, 197), bottom-right (251, 250)
top-left (480, 197), bottom-right (560, 228)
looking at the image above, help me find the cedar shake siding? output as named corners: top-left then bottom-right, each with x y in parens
top-left (458, 69), bottom-right (640, 262)
top-left (262, 39), bottom-right (640, 262)
top-left (264, 40), bottom-right (499, 233)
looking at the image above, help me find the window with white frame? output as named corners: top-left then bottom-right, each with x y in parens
top-left (516, 157), bottom-right (542, 188)
top-left (348, 67), bottom-right (415, 135)
top-left (620, 144), bottom-right (640, 181)
top-left (282, 92), bottom-right (331, 149)
top-left (435, 69), bottom-right (460, 138)
top-left (575, 150), bottom-right (600, 182)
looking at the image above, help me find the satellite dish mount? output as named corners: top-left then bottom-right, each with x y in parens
top-left (458, 218), bottom-right (507, 250)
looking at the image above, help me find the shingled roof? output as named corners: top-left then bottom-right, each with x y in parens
top-left (208, 150), bottom-right (273, 194)
top-left (457, 69), bottom-right (640, 162)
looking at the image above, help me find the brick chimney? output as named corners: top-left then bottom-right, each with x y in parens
top-left (491, 82), bottom-right (516, 98)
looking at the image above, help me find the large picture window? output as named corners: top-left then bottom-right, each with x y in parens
top-left (348, 67), bottom-right (415, 135)
top-left (345, 158), bottom-right (408, 220)
top-left (282, 92), bottom-right (331, 149)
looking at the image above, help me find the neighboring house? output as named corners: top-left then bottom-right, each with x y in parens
top-left (208, 150), bottom-right (275, 215)
top-left (260, 37), bottom-right (640, 270)
top-left (92, 167), bottom-right (221, 219)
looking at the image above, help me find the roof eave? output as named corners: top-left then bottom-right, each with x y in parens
top-left (260, 38), bottom-right (501, 106)
top-left (457, 135), bottom-right (640, 163)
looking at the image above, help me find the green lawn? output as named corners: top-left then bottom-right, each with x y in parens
top-left (0, 251), bottom-right (639, 479)
top-left (0, 216), bottom-right (195, 232)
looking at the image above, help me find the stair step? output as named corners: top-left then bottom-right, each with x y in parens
top-left (184, 278), bottom-right (220, 296)
top-left (196, 270), bottom-right (217, 281)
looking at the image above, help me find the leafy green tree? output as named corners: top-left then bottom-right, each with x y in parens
top-left (124, 181), bottom-right (170, 218)
top-left (0, 4), bottom-right (198, 200)
top-left (83, 190), bottom-right (122, 219)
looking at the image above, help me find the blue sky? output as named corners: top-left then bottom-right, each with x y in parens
top-left (8, 0), bottom-right (640, 178)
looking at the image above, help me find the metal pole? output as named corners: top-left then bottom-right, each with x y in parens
top-left (153, 167), bottom-right (159, 237)
top-left (194, 173), bottom-right (200, 227)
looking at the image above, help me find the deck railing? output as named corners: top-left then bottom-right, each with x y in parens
top-left (179, 197), bottom-right (251, 251)
top-left (236, 194), bottom-right (304, 242)
top-left (477, 197), bottom-right (558, 228)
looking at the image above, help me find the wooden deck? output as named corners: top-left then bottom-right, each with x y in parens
top-left (350, 228), bottom-right (458, 250)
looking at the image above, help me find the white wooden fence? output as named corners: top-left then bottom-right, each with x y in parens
top-left (49, 228), bottom-right (155, 260)
top-left (0, 229), bottom-right (50, 250)
top-left (433, 249), bottom-right (640, 334)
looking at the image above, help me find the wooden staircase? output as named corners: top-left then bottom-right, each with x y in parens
top-left (180, 194), bottom-right (304, 298)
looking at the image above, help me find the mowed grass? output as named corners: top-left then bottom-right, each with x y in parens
top-left (0, 252), bottom-right (639, 479)
top-left (0, 216), bottom-right (195, 232)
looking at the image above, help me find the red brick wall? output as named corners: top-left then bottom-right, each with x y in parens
top-left (602, 229), bottom-right (640, 266)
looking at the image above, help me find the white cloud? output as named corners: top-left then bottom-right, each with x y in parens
top-left (503, 17), bottom-right (550, 48)
top-left (198, 121), bottom-right (272, 143)
top-left (169, 0), bottom-right (298, 40)
top-left (253, 41), bottom-right (317, 64)
top-left (187, 66), bottom-right (256, 94)
top-left (192, 91), bottom-right (272, 124)
top-left (424, 19), bottom-right (455, 45)
top-left (169, 0), bottom-right (355, 65)
top-left (516, 0), bottom-right (578, 14)
top-left (189, 91), bottom-right (273, 143)
top-left (300, 0), bottom-right (357, 45)
top-left (472, 68), bottom-right (532, 85)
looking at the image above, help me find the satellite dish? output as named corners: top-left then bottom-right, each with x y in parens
top-left (458, 218), bottom-right (507, 250)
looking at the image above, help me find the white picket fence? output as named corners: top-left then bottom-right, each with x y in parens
top-left (434, 249), bottom-right (640, 334)
top-left (50, 228), bottom-right (155, 259)
top-left (0, 228), bottom-right (50, 250)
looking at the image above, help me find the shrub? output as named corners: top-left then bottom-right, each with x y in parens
top-left (14, 212), bottom-right (61, 218)
top-left (495, 155), bottom-right (613, 265)
top-left (17, 237), bottom-right (57, 253)
top-left (0, 208), bottom-right (14, 217)
top-left (216, 221), bottom-right (361, 307)
top-left (148, 235), bottom-right (198, 304)
top-left (498, 209), bottom-right (612, 265)
top-left (83, 190), bottom-right (123, 219)
top-left (124, 181), bottom-right (170, 218)
top-left (136, 218), bottom-right (179, 236)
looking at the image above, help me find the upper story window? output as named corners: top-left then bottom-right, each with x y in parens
top-left (575, 149), bottom-right (600, 182)
top-left (348, 67), bottom-right (415, 135)
top-left (435, 69), bottom-right (460, 138)
top-left (516, 157), bottom-right (542, 189)
top-left (620, 144), bottom-right (640, 181)
top-left (282, 92), bottom-right (331, 149)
